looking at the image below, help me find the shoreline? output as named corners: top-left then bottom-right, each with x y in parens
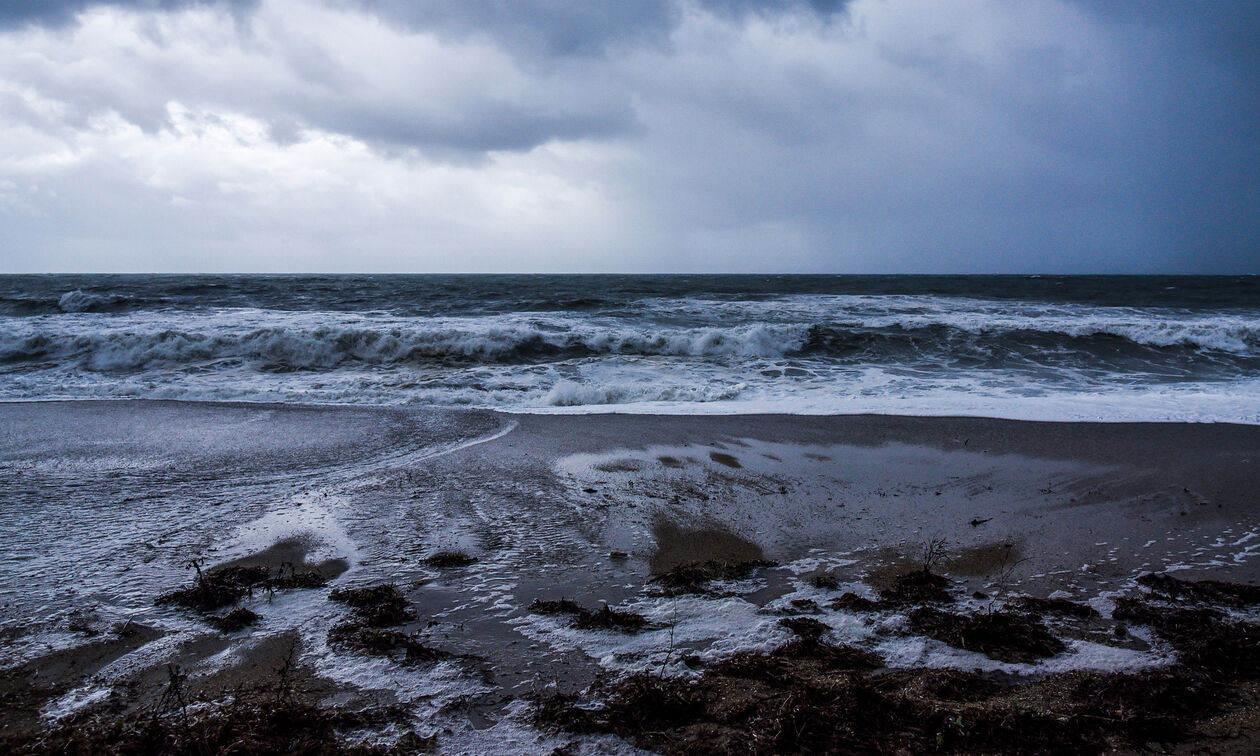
top-left (6, 394), bottom-right (1260, 426)
top-left (2, 399), bottom-right (1258, 753)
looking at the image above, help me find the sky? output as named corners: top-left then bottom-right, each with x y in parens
top-left (0, 0), bottom-right (1256, 273)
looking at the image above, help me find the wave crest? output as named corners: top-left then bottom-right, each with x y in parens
top-left (3, 310), bottom-right (1258, 374)
top-left (0, 323), bottom-right (811, 371)
top-left (56, 290), bottom-right (150, 314)
top-left (544, 379), bottom-right (745, 407)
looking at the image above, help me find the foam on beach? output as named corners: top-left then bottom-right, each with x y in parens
top-left (4, 401), bottom-right (1260, 753)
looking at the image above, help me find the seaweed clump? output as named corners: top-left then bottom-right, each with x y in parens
top-left (1106, 572), bottom-right (1260, 679)
top-left (535, 637), bottom-right (1235, 754)
top-left (207, 608), bottom-right (260, 633)
top-left (829, 592), bottom-right (883, 612)
top-left (329, 585), bottom-right (413, 627)
top-left (809, 573), bottom-right (840, 590)
top-left (1011, 596), bottom-right (1100, 619)
top-left (156, 562), bottom-right (328, 613)
top-left (0, 661), bottom-right (425, 756)
top-left (1112, 598), bottom-right (1260, 677)
top-left (650, 559), bottom-right (776, 595)
top-left (908, 607), bottom-right (1066, 663)
top-left (535, 574), bottom-right (1260, 754)
top-left (529, 599), bottom-right (648, 633)
top-left (422, 551), bottom-right (478, 568)
top-left (879, 569), bottom-right (954, 604)
top-left (327, 584), bottom-right (446, 665)
top-left (1136, 572), bottom-right (1260, 607)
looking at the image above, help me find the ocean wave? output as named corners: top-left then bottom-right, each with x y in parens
top-left (0, 286), bottom-right (616, 317)
top-left (799, 320), bottom-right (1260, 360)
top-left (57, 290), bottom-right (146, 313)
top-left (2, 313), bottom-right (1259, 374)
top-left (0, 323), bottom-right (810, 371)
top-left (544, 379), bottom-right (746, 407)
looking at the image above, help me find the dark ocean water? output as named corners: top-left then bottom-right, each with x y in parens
top-left (2, 274), bottom-right (1258, 421)
top-left (4, 274), bottom-right (1258, 315)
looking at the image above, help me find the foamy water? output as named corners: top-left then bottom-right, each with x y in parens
top-left (2, 274), bottom-right (1258, 422)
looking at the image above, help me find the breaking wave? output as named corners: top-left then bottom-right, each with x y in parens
top-left (2, 314), bottom-right (1258, 373)
top-left (2, 276), bottom-right (1258, 421)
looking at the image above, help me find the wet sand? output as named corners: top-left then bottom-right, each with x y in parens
top-left (1, 401), bottom-right (1258, 752)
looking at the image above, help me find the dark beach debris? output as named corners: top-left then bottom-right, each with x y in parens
top-left (1111, 596), bottom-right (1225, 628)
top-left (1012, 596), bottom-right (1101, 619)
top-left (529, 598), bottom-right (586, 616)
top-left (156, 578), bottom-right (243, 613)
top-left (211, 565), bottom-right (271, 588)
top-left (1136, 572), bottom-right (1260, 607)
top-left (778, 616), bottom-right (828, 641)
top-left (326, 623), bottom-right (448, 665)
top-left (536, 675), bottom-right (706, 740)
top-left (328, 584), bottom-right (413, 627)
top-left (879, 569), bottom-right (954, 604)
top-left (573, 605), bottom-right (649, 633)
top-left (969, 517), bottom-right (993, 527)
top-left (536, 643), bottom-right (1142, 754)
top-left (908, 607), bottom-right (1067, 663)
top-left (534, 627), bottom-right (1247, 756)
top-left (915, 668), bottom-right (1002, 703)
top-left (529, 599), bottom-right (648, 633)
top-left (788, 598), bottom-right (821, 613)
top-left (709, 637), bottom-right (882, 681)
top-left (208, 608), bottom-right (260, 633)
top-left (327, 584), bottom-right (446, 660)
top-left (422, 550), bottom-right (478, 568)
top-left (829, 592), bottom-right (883, 611)
top-left (269, 563), bottom-right (331, 590)
top-left (1070, 666), bottom-right (1222, 744)
top-left (809, 572), bottom-right (839, 590)
top-left (609, 550), bottom-right (629, 561)
top-left (325, 584), bottom-right (447, 664)
top-left (156, 561), bottom-right (328, 613)
top-left (708, 451), bottom-right (742, 468)
top-left (1112, 597), bottom-right (1260, 678)
top-left (650, 559), bottom-right (777, 595)
top-left (0, 665), bottom-right (424, 756)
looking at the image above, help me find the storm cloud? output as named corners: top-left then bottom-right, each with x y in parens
top-left (0, 0), bottom-right (1256, 272)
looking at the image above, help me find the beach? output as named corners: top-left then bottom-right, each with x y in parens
top-left (3, 0), bottom-right (1258, 745)
top-left (3, 400), bottom-right (1259, 752)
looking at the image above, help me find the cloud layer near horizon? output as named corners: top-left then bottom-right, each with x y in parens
top-left (1, 0), bottom-right (1256, 273)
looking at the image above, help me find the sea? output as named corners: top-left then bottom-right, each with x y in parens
top-left (3, 274), bottom-right (1259, 422)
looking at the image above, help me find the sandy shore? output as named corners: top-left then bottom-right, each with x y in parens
top-left (2, 401), bottom-right (1258, 753)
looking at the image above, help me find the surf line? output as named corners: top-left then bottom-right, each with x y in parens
top-left (302, 415), bottom-right (522, 489)
top-left (411, 417), bottom-right (520, 464)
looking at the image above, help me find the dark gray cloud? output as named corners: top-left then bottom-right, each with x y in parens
top-left (0, 0), bottom-right (1256, 273)
top-left (352, 0), bottom-right (848, 58)
top-left (1071, 0), bottom-right (1260, 73)
top-left (1062, 1), bottom-right (1260, 272)
top-left (0, 0), bottom-right (256, 27)
top-left (349, 1), bottom-right (676, 58)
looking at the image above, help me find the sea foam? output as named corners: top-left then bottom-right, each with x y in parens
top-left (3, 289), bottom-right (1259, 423)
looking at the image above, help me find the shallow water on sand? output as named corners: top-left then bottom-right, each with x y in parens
top-left (3, 401), bottom-right (1259, 752)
